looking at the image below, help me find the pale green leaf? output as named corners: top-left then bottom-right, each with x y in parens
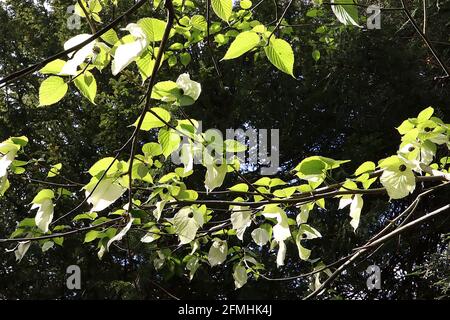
top-left (212, 0), bottom-right (233, 22)
top-left (264, 38), bottom-right (295, 76)
top-left (223, 31), bottom-right (260, 60)
top-left (331, 0), bottom-right (360, 26)
top-left (228, 183), bottom-right (249, 193)
top-left (240, 0), bottom-right (252, 9)
top-left (47, 163), bottom-right (62, 178)
top-left (39, 76), bottom-right (68, 106)
top-left (40, 59), bottom-right (66, 74)
top-left (417, 107), bottom-right (434, 122)
top-left (158, 128), bottom-right (181, 158)
top-left (84, 230), bottom-right (99, 243)
top-left (74, 71), bottom-right (97, 104)
top-left (133, 107), bottom-right (171, 131)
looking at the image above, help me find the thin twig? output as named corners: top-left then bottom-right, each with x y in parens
top-left (77, 0), bottom-right (97, 34)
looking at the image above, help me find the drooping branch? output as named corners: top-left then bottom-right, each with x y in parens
top-left (0, 217), bottom-right (122, 243)
top-left (127, 0), bottom-right (175, 213)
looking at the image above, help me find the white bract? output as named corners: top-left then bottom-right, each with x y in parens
top-left (262, 205), bottom-right (291, 242)
top-left (107, 218), bottom-right (134, 250)
top-left (176, 73), bottom-right (202, 101)
top-left (339, 194), bottom-right (364, 231)
top-left (85, 178), bottom-right (126, 212)
top-left (233, 264), bottom-right (248, 289)
top-left (276, 240), bottom-right (287, 267)
top-left (60, 34), bottom-right (97, 75)
top-left (14, 241), bottom-right (31, 263)
top-left (172, 207), bottom-right (204, 245)
top-left (0, 142), bottom-right (19, 178)
top-left (230, 206), bottom-right (252, 240)
top-left (31, 189), bottom-right (55, 233)
top-left (208, 239), bottom-right (228, 266)
top-left (32, 198), bottom-right (54, 233)
top-left (112, 24), bottom-right (148, 75)
top-left (251, 227), bottom-right (269, 246)
top-left (204, 159), bottom-right (227, 193)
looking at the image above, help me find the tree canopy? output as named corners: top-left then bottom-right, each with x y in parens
top-left (0, 0), bottom-right (449, 300)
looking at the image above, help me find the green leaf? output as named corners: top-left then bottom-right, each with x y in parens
top-left (355, 161), bottom-right (375, 176)
top-left (100, 29), bottom-right (119, 46)
top-left (74, 71), bottom-right (97, 104)
top-left (312, 49), bottom-right (320, 61)
top-left (264, 38), bottom-right (295, 76)
top-left (224, 139), bottom-right (247, 152)
top-left (254, 177), bottom-right (271, 186)
top-left (211, 0), bottom-right (233, 22)
top-left (32, 189), bottom-right (55, 204)
top-left (88, 157), bottom-right (121, 176)
top-left (186, 255), bottom-right (200, 280)
top-left (136, 50), bottom-right (157, 82)
top-left (40, 59), bottom-right (66, 74)
top-left (84, 230), bottom-right (99, 243)
top-left (73, 212), bottom-right (98, 221)
top-left (191, 15), bottom-right (207, 31)
top-left (142, 142), bottom-right (163, 157)
top-left (331, 0), bottom-right (360, 26)
top-left (417, 107), bottom-right (434, 122)
top-left (158, 128), bottom-right (181, 158)
top-left (47, 163), bottom-right (62, 178)
top-left (240, 0), bottom-right (252, 9)
top-left (151, 81), bottom-right (180, 101)
top-left (137, 18), bottom-right (167, 42)
top-left (228, 183), bottom-right (249, 193)
top-left (222, 31), bottom-right (260, 60)
top-left (168, 55), bottom-right (177, 67)
top-left (140, 227), bottom-right (161, 243)
top-left (133, 107), bottom-right (171, 131)
top-left (39, 76), bottom-right (68, 106)
top-left (180, 52), bottom-right (192, 67)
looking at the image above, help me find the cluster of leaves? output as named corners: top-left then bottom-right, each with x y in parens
top-left (2, 0), bottom-right (450, 295)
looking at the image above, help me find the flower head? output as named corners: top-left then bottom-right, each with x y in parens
top-left (176, 73), bottom-right (201, 101)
